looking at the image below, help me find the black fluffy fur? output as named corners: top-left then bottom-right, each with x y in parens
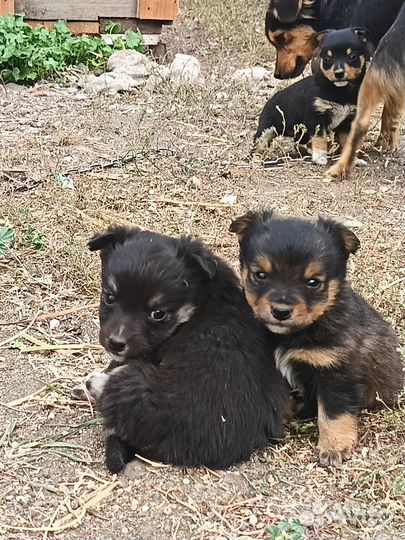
top-left (254, 29), bottom-right (367, 154)
top-left (88, 227), bottom-right (287, 473)
top-left (230, 210), bottom-right (403, 466)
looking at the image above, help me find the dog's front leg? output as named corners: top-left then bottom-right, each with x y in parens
top-left (315, 376), bottom-right (362, 467)
top-left (105, 434), bottom-right (135, 474)
top-left (316, 399), bottom-right (358, 467)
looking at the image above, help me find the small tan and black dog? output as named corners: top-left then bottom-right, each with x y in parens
top-left (230, 210), bottom-right (403, 467)
top-left (327, 2), bottom-right (405, 178)
top-left (254, 28), bottom-right (368, 165)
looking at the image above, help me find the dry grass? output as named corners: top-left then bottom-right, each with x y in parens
top-left (0, 0), bottom-right (404, 538)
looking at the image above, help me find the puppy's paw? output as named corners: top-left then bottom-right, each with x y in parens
top-left (317, 446), bottom-right (352, 468)
top-left (105, 435), bottom-right (134, 474)
top-left (70, 384), bottom-right (88, 401)
top-left (86, 371), bottom-right (108, 400)
top-left (312, 151), bottom-right (328, 166)
top-left (326, 161), bottom-right (346, 180)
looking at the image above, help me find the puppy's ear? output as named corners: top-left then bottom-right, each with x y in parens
top-left (178, 237), bottom-right (217, 279)
top-left (314, 29), bottom-right (331, 46)
top-left (191, 252), bottom-right (217, 279)
top-left (88, 227), bottom-right (139, 252)
top-left (271, 0), bottom-right (301, 24)
top-left (229, 210), bottom-right (273, 242)
top-left (352, 27), bottom-right (368, 42)
top-left (318, 218), bottom-right (360, 257)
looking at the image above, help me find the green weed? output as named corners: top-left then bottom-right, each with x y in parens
top-left (0, 226), bottom-right (14, 255)
top-left (25, 226), bottom-right (46, 249)
top-left (267, 518), bottom-right (305, 540)
top-left (0, 15), bottom-right (144, 84)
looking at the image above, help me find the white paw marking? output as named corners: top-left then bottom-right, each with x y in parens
top-left (85, 371), bottom-right (109, 399)
top-left (312, 147), bottom-right (328, 165)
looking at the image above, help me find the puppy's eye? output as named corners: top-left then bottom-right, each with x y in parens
top-left (104, 292), bottom-right (117, 305)
top-left (323, 57), bottom-right (332, 65)
top-left (349, 53), bottom-right (358, 61)
top-left (255, 271), bottom-right (268, 281)
top-left (306, 278), bottom-right (321, 289)
top-left (150, 309), bottom-right (167, 321)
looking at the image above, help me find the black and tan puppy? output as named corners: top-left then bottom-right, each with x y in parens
top-left (266, 0), bottom-right (403, 79)
top-left (84, 227), bottom-right (286, 473)
top-left (254, 28), bottom-right (368, 165)
top-left (230, 210), bottom-right (403, 467)
top-left (327, 1), bottom-right (405, 178)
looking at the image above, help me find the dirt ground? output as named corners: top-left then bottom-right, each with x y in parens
top-left (0, 1), bottom-right (404, 539)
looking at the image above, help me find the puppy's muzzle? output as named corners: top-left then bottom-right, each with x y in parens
top-left (107, 335), bottom-right (127, 354)
top-left (271, 306), bottom-right (292, 321)
top-left (334, 68), bottom-right (345, 80)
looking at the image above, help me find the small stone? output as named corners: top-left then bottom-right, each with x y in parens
top-left (49, 319), bottom-right (60, 330)
top-left (183, 478), bottom-right (190, 485)
top-left (231, 66), bottom-right (272, 83)
top-left (343, 218), bottom-right (363, 228)
top-left (141, 504), bottom-right (149, 512)
top-left (169, 54), bottom-right (201, 84)
top-left (299, 510), bottom-right (315, 526)
top-left (249, 515), bottom-right (258, 526)
top-left (4, 82), bottom-right (28, 94)
top-left (220, 194), bottom-right (237, 205)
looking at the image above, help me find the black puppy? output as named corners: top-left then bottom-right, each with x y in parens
top-left (266, 0), bottom-right (403, 78)
top-left (85, 227), bottom-right (287, 473)
top-left (328, 1), bottom-right (405, 178)
top-left (254, 28), bottom-right (368, 165)
top-left (230, 210), bottom-right (403, 467)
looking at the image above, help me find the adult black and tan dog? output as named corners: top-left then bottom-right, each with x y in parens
top-left (254, 28), bottom-right (368, 164)
top-left (230, 210), bottom-right (403, 467)
top-left (266, 0), bottom-right (404, 78)
top-left (84, 227), bottom-right (287, 473)
top-left (327, 2), bottom-right (405, 178)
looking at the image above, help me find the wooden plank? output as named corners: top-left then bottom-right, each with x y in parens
top-left (103, 33), bottom-right (161, 45)
top-left (25, 19), bottom-right (100, 34)
top-left (15, 1), bottom-right (137, 21)
top-left (0, 0), bottom-right (15, 15)
top-left (135, 0), bottom-right (178, 21)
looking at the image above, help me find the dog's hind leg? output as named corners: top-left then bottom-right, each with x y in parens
top-left (327, 72), bottom-right (383, 179)
top-left (376, 92), bottom-right (405, 151)
top-left (105, 434), bottom-right (135, 474)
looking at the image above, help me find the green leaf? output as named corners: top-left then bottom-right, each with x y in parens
top-left (0, 226), bottom-right (14, 255)
top-left (124, 28), bottom-right (144, 49)
top-left (0, 14), bottom-right (144, 83)
top-left (105, 20), bottom-right (122, 34)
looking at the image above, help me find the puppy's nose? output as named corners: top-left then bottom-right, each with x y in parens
top-left (334, 69), bottom-right (345, 79)
top-left (108, 336), bottom-right (126, 353)
top-left (272, 307), bottom-right (292, 321)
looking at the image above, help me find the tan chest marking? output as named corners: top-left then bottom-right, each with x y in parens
top-left (314, 98), bottom-right (357, 130)
top-left (276, 346), bottom-right (344, 374)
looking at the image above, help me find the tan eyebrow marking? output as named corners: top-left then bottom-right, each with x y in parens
top-left (304, 261), bottom-right (325, 280)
